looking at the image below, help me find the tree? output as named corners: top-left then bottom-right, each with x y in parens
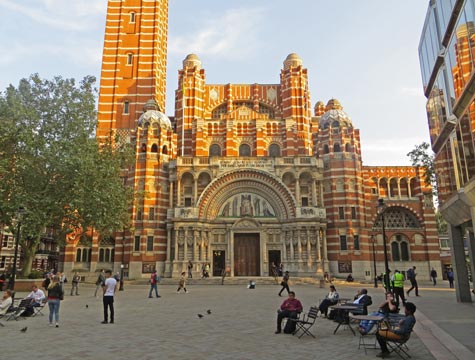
top-left (406, 142), bottom-right (437, 197)
top-left (0, 74), bottom-right (133, 276)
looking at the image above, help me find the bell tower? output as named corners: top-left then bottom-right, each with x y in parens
top-left (97, 0), bottom-right (169, 139)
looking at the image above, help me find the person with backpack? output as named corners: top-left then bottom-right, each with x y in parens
top-left (71, 272), bottom-right (80, 296)
top-left (148, 270), bottom-right (161, 298)
top-left (94, 269), bottom-right (105, 297)
top-left (406, 266), bottom-right (419, 297)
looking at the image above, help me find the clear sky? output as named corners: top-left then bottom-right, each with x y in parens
top-left (0, 0), bottom-right (430, 166)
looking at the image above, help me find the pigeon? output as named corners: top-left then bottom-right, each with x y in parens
top-left (197, 314), bottom-right (204, 319)
top-left (20, 327), bottom-right (28, 333)
top-left (86, 304), bottom-right (88, 308)
top-left (206, 309), bottom-right (212, 315)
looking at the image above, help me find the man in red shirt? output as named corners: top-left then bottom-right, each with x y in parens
top-left (275, 291), bottom-right (303, 334)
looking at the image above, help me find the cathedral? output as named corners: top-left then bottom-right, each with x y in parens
top-left (60, 0), bottom-right (441, 280)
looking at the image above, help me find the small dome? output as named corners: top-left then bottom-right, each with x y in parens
top-left (283, 53), bottom-right (303, 69)
top-left (319, 99), bottom-right (352, 129)
top-left (314, 101), bottom-right (325, 116)
top-left (183, 53), bottom-right (202, 70)
top-left (138, 99), bottom-right (172, 130)
top-left (325, 98), bottom-right (343, 111)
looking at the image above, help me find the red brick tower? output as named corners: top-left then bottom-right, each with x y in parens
top-left (97, 0), bottom-right (168, 139)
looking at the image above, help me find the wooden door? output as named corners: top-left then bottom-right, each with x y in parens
top-left (234, 233), bottom-right (260, 276)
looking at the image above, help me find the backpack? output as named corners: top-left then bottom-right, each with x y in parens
top-left (407, 268), bottom-right (414, 279)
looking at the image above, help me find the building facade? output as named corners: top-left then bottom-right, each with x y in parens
top-left (58, 0), bottom-right (440, 280)
top-left (419, 0), bottom-right (475, 301)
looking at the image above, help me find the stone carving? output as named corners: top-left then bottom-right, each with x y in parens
top-left (209, 88), bottom-right (218, 101)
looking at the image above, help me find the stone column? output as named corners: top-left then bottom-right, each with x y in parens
top-left (177, 178), bottom-right (181, 206)
top-left (193, 178), bottom-right (198, 205)
top-left (169, 181), bottom-right (174, 207)
top-left (295, 179), bottom-right (300, 206)
top-left (297, 228), bottom-right (303, 261)
top-left (449, 224), bottom-right (472, 302)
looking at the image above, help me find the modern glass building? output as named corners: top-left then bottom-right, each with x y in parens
top-left (419, 0), bottom-right (475, 302)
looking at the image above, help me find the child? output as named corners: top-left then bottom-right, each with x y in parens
top-left (177, 272), bottom-right (188, 293)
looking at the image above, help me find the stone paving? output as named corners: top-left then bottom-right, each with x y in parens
top-left (1, 281), bottom-right (474, 360)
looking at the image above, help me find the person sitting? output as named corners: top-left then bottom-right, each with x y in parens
top-left (23, 284), bottom-right (46, 316)
top-left (376, 302), bottom-right (416, 358)
top-left (346, 273), bottom-right (354, 282)
top-left (0, 290), bottom-right (13, 316)
top-left (318, 285), bottom-right (339, 317)
top-left (359, 292), bottom-right (399, 335)
top-left (275, 291), bottom-right (303, 334)
top-left (352, 288), bottom-right (372, 314)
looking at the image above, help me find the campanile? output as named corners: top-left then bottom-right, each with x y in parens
top-left (97, 0), bottom-right (169, 139)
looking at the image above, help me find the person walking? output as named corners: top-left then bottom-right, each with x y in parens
top-left (71, 272), bottom-right (80, 296)
top-left (94, 269), bottom-right (105, 297)
top-left (101, 270), bottom-right (117, 324)
top-left (406, 266), bottom-right (419, 297)
top-left (148, 270), bottom-right (161, 298)
top-left (177, 272), bottom-right (188, 293)
top-left (391, 269), bottom-right (406, 308)
top-left (446, 268), bottom-right (454, 288)
top-left (278, 271), bottom-right (290, 297)
top-left (47, 275), bottom-right (63, 327)
top-left (430, 268), bottom-right (438, 286)
top-left (187, 260), bottom-right (193, 278)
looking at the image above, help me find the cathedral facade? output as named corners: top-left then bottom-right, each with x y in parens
top-left (60, 0), bottom-right (441, 280)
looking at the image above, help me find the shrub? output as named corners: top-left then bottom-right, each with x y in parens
top-left (28, 270), bottom-right (43, 279)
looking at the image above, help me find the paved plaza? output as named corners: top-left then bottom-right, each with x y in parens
top-left (1, 281), bottom-right (474, 360)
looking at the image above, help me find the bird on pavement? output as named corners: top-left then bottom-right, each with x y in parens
top-left (86, 304), bottom-right (88, 308)
top-left (206, 309), bottom-right (212, 315)
top-left (197, 314), bottom-right (204, 319)
top-left (20, 327), bottom-right (28, 333)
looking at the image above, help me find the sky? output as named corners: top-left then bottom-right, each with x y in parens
top-left (0, 0), bottom-right (431, 166)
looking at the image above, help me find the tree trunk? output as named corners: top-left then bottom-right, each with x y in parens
top-left (20, 240), bottom-right (39, 277)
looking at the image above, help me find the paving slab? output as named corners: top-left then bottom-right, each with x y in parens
top-left (1, 282), bottom-right (472, 360)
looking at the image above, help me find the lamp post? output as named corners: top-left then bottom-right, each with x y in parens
top-left (8, 207), bottom-right (25, 291)
top-left (377, 199), bottom-right (391, 291)
top-left (119, 229), bottom-right (125, 291)
top-left (371, 235), bottom-right (378, 288)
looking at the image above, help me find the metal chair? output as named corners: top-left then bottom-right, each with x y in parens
top-left (5, 298), bottom-right (34, 321)
top-left (291, 306), bottom-right (318, 338)
top-left (32, 298), bottom-right (48, 317)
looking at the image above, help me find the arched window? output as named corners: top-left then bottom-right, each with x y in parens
top-left (82, 249), bottom-right (88, 262)
top-left (76, 249), bottom-right (81, 262)
top-left (209, 144), bottom-right (221, 156)
top-left (151, 144), bottom-right (158, 153)
top-left (99, 248), bottom-right (105, 262)
top-left (105, 249), bottom-right (111, 262)
top-left (345, 143), bottom-right (351, 152)
top-left (391, 234), bottom-right (410, 261)
top-left (239, 144), bottom-right (251, 156)
top-left (268, 144), bottom-right (281, 157)
top-left (162, 145), bottom-right (168, 154)
top-left (334, 143), bottom-right (341, 152)
top-left (332, 120), bottom-right (340, 128)
top-left (323, 144), bottom-right (329, 154)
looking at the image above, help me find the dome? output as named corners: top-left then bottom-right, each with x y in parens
top-left (137, 99), bottom-right (172, 130)
top-left (283, 53), bottom-right (303, 69)
top-left (314, 101), bottom-right (325, 116)
top-left (183, 53), bottom-right (202, 70)
top-left (319, 99), bottom-right (352, 129)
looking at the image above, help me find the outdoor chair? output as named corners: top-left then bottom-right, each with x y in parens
top-left (5, 297), bottom-right (35, 321)
top-left (32, 298), bottom-right (48, 317)
top-left (387, 332), bottom-right (412, 359)
top-left (291, 305), bottom-right (318, 338)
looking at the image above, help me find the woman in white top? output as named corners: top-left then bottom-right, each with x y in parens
top-left (318, 285), bottom-right (340, 317)
top-left (0, 290), bottom-right (13, 315)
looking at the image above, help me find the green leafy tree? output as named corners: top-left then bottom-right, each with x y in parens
top-left (0, 74), bottom-right (133, 276)
top-left (406, 142), bottom-right (437, 197)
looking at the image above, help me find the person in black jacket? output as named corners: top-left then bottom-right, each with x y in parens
top-left (47, 275), bottom-right (64, 327)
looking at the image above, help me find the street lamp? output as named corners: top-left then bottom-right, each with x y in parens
top-left (377, 199), bottom-right (391, 291)
top-left (119, 229), bottom-right (125, 291)
top-left (370, 235), bottom-right (378, 288)
top-left (8, 207), bottom-right (25, 291)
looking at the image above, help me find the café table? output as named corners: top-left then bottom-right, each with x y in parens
top-left (329, 304), bottom-right (358, 335)
top-left (349, 314), bottom-right (385, 352)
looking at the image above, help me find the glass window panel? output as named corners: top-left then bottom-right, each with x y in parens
top-left (76, 249), bottom-right (81, 262)
top-left (391, 242), bottom-right (400, 261)
top-left (134, 236), bottom-right (140, 251)
top-left (401, 242), bottom-right (410, 261)
top-left (147, 236), bottom-right (154, 251)
top-left (339, 235), bottom-right (347, 251)
top-left (99, 249), bottom-right (105, 262)
top-left (354, 235), bottom-right (360, 251)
